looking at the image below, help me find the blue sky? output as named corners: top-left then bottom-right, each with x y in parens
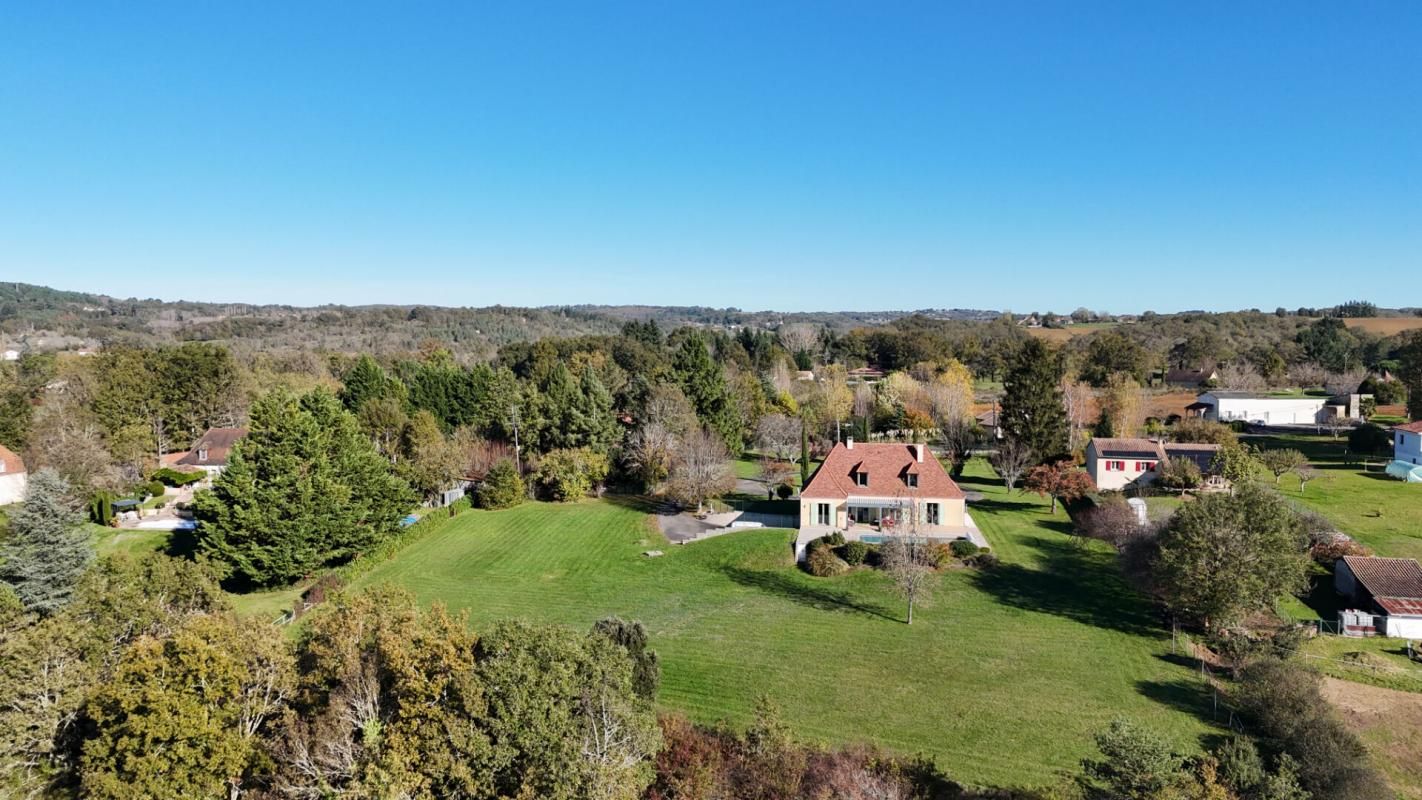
top-left (1, 2), bottom-right (1418, 313)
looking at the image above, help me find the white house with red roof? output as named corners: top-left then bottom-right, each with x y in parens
top-left (795, 439), bottom-right (979, 560)
top-left (0, 444), bottom-right (28, 506)
top-left (1085, 437), bottom-right (1222, 491)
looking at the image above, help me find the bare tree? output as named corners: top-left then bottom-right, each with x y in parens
top-left (880, 530), bottom-right (937, 625)
top-left (755, 414), bottom-right (802, 465)
top-left (624, 421), bottom-right (679, 491)
top-left (989, 438), bottom-right (1034, 491)
top-left (928, 367), bottom-right (977, 476)
top-left (667, 428), bottom-right (736, 514)
top-left (1216, 362), bottom-right (1266, 392)
top-left (777, 323), bottom-right (820, 359)
top-left (1324, 367), bottom-right (1367, 397)
top-left (1296, 463), bottom-right (1320, 495)
top-left (1288, 363), bottom-right (1328, 390)
top-left (756, 458), bottom-right (795, 498)
top-left (1061, 378), bottom-right (1094, 453)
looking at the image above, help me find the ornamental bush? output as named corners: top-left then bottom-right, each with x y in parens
top-left (477, 459), bottom-right (526, 510)
top-left (949, 539), bottom-right (980, 559)
top-left (838, 540), bottom-right (870, 565)
top-left (806, 546), bottom-right (849, 577)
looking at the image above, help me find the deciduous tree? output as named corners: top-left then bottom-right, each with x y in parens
top-left (1152, 483), bottom-right (1309, 629)
top-left (1023, 460), bottom-right (1093, 514)
top-left (667, 428), bottom-right (735, 514)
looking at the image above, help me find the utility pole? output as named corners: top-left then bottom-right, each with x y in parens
top-left (509, 405), bottom-right (522, 476)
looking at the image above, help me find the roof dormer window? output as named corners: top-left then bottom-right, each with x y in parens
top-left (198, 448), bottom-right (209, 462)
top-left (905, 473), bottom-right (918, 488)
top-left (854, 470), bottom-right (869, 487)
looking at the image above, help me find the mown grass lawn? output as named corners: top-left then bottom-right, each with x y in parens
top-left (1251, 433), bottom-right (1422, 560)
top-left (347, 459), bottom-right (1216, 788)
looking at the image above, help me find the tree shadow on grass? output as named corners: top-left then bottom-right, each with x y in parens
top-left (601, 492), bottom-right (676, 515)
top-left (967, 533), bottom-right (1160, 636)
top-left (164, 528), bottom-right (200, 560)
top-left (967, 497), bottom-right (1042, 515)
top-left (719, 565), bottom-right (901, 623)
top-left (1137, 678), bottom-right (1227, 733)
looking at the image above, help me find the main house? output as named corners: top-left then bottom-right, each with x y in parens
top-left (1335, 555), bottom-right (1422, 638)
top-left (173, 427), bottom-right (249, 477)
top-left (1389, 421), bottom-right (1422, 482)
top-left (1084, 437), bottom-right (1222, 491)
top-left (0, 444), bottom-right (27, 505)
top-left (796, 439), bottom-right (969, 560)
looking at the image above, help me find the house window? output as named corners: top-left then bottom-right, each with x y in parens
top-left (816, 503), bottom-right (831, 526)
top-left (198, 448), bottom-right (209, 462)
top-left (855, 471), bottom-right (869, 486)
top-left (926, 503), bottom-right (940, 525)
top-left (1105, 460), bottom-right (1126, 472)
top-left (906, 473), bottom-right (918, 488)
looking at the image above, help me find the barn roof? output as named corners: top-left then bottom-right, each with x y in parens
top-left (1342, 556), bottom-right (1422, 600)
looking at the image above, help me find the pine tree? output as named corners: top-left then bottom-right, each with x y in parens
top-left (339, 354), bottom-right (402, 412)
top-left (999, 338), bottom-right (1069, 460)
top-left (195, 389), bottom-right (415, 586)
top-left (672, 333), bottom-right (743, 454)
top-left (0, 468), bottom-right (93, 615)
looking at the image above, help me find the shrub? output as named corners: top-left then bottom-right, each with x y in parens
top-left (88, 493), bottom-right (114, 526)
top-left (826, 531), bottom-right (845, 547)
top-left (949, 539), bottom-right (980, 559)
top-left (968, 552), bottom-right (999, 569)
top-left (150, 467), bottom-right (205, 487)
top-left (477, 459), bottom-right (526, 509)
top-left (775, 483), bottom-right (793, 500)
top-left (925, 543), bottom-right (954, 568)
top-left (1348, 423), bottom-right (1392, 458)
top-left (838, 540), bottom-right (870, 566)
top-left (805, 546), bottom-right (849, 577)
top-left (535, 448), bottom-right (610, 502)
top-left (1310, 534), bottom-right (1372, 565)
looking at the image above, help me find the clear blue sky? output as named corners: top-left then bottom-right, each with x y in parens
top-left (2, 2), bottom-right (1418, 313)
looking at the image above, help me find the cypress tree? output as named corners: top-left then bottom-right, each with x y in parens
top-left (1000, 338), bottom-right (1069, 461)
top-left (0, 468), bottom-right (93, 615)
top-left (195, 389), bottom-right (415, 586)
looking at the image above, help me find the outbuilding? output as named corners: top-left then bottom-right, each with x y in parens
top-left (1336, 555), bottom-right (1422, 638)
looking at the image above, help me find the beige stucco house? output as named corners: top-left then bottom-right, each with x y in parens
top-left (795, 439), bottom-right (974, 560)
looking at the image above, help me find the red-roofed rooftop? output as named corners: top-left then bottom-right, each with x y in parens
top-left (801, 441), bottom-right (964, 501)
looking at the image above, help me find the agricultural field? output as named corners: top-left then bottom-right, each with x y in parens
top-left (1026, 321), bottom-right (1118, 343)
top-left (1250, 433), bottom-right (1422, 560)
top-left (1343, 316), bottom-right (1422, 336)
top-left (345, 460), bottom-right (1217, 788)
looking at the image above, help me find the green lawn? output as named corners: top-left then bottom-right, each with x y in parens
top-left (1251, 433), bottom-right (1422, 560)
top-left (346, 460), bottom-right (1217, 787)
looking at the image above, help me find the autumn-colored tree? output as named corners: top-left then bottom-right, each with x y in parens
top-left (1023, 460), bottom-right (1094, 514)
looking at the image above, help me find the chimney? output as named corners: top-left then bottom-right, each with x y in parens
top-left (846, 436), bottom-right (854, 450)
top-left (914, 443), bottom-right (924, 463)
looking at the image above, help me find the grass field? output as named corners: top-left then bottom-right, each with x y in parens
top-left (1250, 433), bottom-right (1422, 560)
top-left (1027, 322), bottom-right (1118, 343)
top-left (346, 459), bottom-right (1217, 787)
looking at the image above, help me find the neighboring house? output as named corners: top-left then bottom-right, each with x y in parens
top-left (174, 427), bottom-right (249, 477)
top-left (1084, 437), bottom-right (1222, 491)
top-left (1335, 555), bottom-right (1422, 638)
top-left (1192, 392), bottom-right (1329, 425)
top-left (1164, 366), bottom-right (1218, 388)
top-left (0, 445), bottom-right (27, 505)
top-left (846, 366), bottom-right (886, 383)
top-left (1388, 421), bottom-right (1422, 482)
top-left (796, 439), bottom-right (972, 560)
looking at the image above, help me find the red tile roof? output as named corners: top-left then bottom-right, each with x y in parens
top-left (1089, 438), bottom-right (1165, 459)
top-left (1342, 556), bottom-right (1422, 600)
top-left (802, 442), bottom-right (964, 500)
top-left (175, 427), bottom-right (248, 468)
top-left (0, 444), bottom-right (24, 476)
top-left (1395, 421), bottom-right (1422, 434)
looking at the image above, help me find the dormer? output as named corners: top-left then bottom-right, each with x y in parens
top-left (198, 447), bottom-right (209, 462)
